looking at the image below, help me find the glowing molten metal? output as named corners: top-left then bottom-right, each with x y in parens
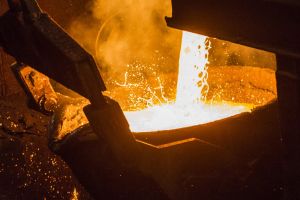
top-left (124, 32), bottom-right (253, 132)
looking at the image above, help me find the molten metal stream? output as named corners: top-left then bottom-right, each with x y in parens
top-left (124, 32), bottom-right (253, 132)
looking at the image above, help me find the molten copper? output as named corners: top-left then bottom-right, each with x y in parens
top-left (123, 31), bottom-right (253, 132)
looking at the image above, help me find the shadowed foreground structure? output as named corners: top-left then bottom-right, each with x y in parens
top-left (0, 0), bottom-right (296, 199)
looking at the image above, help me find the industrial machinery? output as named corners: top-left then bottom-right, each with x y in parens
top-left (1, 0), bottom-right (298, 199)
top-left (166, 0), bottom-right (300, 199)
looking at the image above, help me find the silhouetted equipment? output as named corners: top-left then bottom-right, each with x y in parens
top-left (1, 0), bottom-right (295, 199)
top-left (167, 0), bottom-right (300, 199)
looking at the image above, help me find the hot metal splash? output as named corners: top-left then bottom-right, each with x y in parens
top-left (122, 32), bottom-right (253, 133)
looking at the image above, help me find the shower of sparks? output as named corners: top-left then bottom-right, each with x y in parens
top-left (120, 31), bottom-right (253, 132)
top-left (111, 60), bottom-right (171, 110)
top-left (70, 188), bottom-right (79, 200)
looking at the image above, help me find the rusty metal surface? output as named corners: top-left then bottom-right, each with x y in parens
top-left (49, 94), bottom-right (89, 144)
top-left (12, 65), bottom-right (58, 113)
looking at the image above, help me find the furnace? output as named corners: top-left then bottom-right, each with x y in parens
top-left (94, 10), bottom-right (277, 133)
top-left (0, 0), bottom-right (298, 200)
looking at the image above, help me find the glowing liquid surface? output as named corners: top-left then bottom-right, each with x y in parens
top-left (124, 102), bottom-right (252, 132)
top-left (123, 32), bottom-right (253, 132)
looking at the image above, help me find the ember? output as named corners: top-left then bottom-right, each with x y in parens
top-left (123, 31), bottom-right (253, 132)
top-left (71, 188), bottom-right (79, 200)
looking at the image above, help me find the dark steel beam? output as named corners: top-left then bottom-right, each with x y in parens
top-left (167, 0), bottom-right (300, 58)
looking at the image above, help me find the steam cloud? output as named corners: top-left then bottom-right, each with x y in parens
top-left (69, 0), bottom-right (180, 76)
top-left (68, 0), bottom-right (181, 109)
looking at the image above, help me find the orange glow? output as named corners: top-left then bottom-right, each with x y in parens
top-left (70, 188), bottom-right (79, 200)
top-left (123, 31), bottom-right (253, 133)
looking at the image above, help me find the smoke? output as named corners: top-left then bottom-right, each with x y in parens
top-left (67, 0), bottom-right (180, 109)
top-left (92, 0), bottom-right (180, 74)
top-left (68, 0), bottom-right (180, 74)
top-left (92, 0), bottom-right (172, 21)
